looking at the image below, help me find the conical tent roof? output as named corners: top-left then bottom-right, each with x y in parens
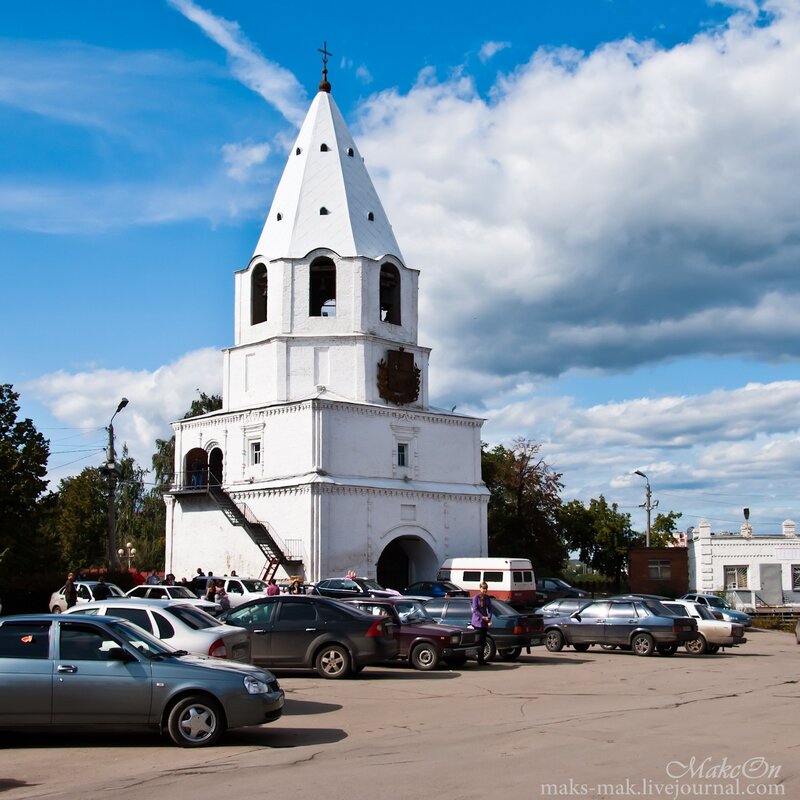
top-left (252, 91), bottom-right (403, 263)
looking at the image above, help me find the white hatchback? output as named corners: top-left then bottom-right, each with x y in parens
top-left (49, 581), bottom-right (125, 613)
top-left (125, 584), bottom-right (222, 616)
top-left (64, 599), bottom-right (251, 662)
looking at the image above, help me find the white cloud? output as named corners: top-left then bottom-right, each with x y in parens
top-left (167, 0), bottom-right (307, 126)
top-left (479, 40), bottom-right (511, 63)
top-left (26, 349), bottom-right (223, 485)
top-left (356, 65), bottom-right (373, 84)
top-left (222, 141), bottom-right (271, 181)
top-left (355, 3), bottom-right (800, 383)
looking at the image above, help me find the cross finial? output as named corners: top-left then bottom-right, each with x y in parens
top-left (318, 41), bottom-right (332, 93)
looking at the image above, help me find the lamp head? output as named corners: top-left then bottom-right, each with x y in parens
top-left (633, 470), bottom-right (647, 479)
top-left (116, 398), bottom-right (129, 413)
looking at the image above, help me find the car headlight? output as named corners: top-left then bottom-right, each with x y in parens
top-left (450, 634), bottom-right (460, 645)
top-left (243, 675), bottom-right (270, 695)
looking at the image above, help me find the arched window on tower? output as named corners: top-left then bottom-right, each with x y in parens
top-left (380, 263), bottom-right (401, 325)
top-left (310, 257), bottom-right (336, 317)
top-left (251, 264), bottom-right (268, 325)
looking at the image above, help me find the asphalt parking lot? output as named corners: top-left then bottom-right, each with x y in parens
top-left (0, 628), bottom-right (796, 800)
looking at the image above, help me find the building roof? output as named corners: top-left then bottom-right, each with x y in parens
top-left (252, 90), bottom-right (403, 263)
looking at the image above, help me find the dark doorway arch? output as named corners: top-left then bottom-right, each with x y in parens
top-left (209, 448), bottom-right (223, 486)
top-left (184, 447), bottom-right (208, 488)
top-left (377, 534), bottom-right (439, 591)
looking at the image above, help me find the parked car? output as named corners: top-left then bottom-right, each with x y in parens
top-left (0, 614), bottom-right (283, 747)
top-left (191, 576), bottom-right (269, 608)
top-left (64, 599), bottom-right (251, 662)
top-left (543, 598), bottom-right (697, 656)
top-left (222, 595), bottom-right (399, 678)
top-left (662, 600), bottom-right (747, 655)
top-left (422, 596), bottom-right (543, 662)
top-left (679, 593), bottom-right (753, 627)
top-left (403, 580), bottom-right (469, 598)
top-left (342, 597), bottom-right (479, 669)
top-left (538, 598), bottom-right (591, 618)
top-left (126, 584), bottom-right (222, 615)
top-left (536, 577), bottom-right (590, 602)
top-left (49, 580), bottom-right (125, 613)
top-left (309, 577), bottom-right (400, 600)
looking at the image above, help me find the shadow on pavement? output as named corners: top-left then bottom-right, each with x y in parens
top-left (0, 779), bottom-right (32, 792)
top-left (224, 726), bottom-right (347, 748)
top-left (281, 699), bottom-right (342, 716)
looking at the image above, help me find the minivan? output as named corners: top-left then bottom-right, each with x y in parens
top-left (436, 558), bottom-right (537, 608)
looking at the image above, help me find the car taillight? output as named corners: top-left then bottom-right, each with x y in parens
top-left (513, 624), bottom-right (524, 634)
top-left (366, 619), bottom-right (386, 637)
top-left (209, 639), bottom-right (228, 658)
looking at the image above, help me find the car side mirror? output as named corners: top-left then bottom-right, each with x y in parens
top-left (107, 646), bottom-right (135, 662)
top-left (572, 613), bottom-right (582, 621)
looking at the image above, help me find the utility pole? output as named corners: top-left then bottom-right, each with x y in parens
top-left (103, 398), bottom-right (129, 567)
top-left (633, 470), bottom-right (658, 547)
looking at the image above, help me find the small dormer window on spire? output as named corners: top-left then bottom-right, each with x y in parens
top-left (320, 143), bottom-right (329, 152)
top-left (347, 147), bottom-right (354, 157)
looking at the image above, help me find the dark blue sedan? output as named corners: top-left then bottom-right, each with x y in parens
top-left (404, 581), bottom-right (469, 598)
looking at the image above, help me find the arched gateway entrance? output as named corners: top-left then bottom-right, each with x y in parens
top-left (376, 534), bottom-right (439, 591)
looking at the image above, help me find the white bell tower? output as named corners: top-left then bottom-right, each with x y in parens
top-left (165, 65), bottom-right (488, 587)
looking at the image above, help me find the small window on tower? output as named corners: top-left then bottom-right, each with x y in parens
top-left (250, 441), bottom-right (262, 466)
top-left (320, 143), bottom-right (329, 152)
top-left (368, 212), bottom-right (374, 221)
top-left (397, 443), bottom-right (407, 467)
top-left (296, 147), bottom-right (302, 155)
top-left (380, 263), bottom-right (401, 325)
top-left (320, 207), bottom-right (329, 215)
top-left (251, 264), bottom-right (268, 325)
top-left (347, 147), bottom-right (354, 157)
top-left (276, 213), bottom-right (282, 221)
top-left (309, 257), bottom-right (336, 317)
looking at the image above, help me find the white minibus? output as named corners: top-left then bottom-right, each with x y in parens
top-left (436, 557), bottom-right (537, 608)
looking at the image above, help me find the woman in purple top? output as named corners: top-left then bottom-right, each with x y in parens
top-left (471, 581), bottom-right (493, 664)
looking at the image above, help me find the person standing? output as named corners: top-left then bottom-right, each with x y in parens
top-left (93, 575), bottom-right (111, 601)
top-left (64, 572), bottom-right (78, 609)
top-left (215, 580), bottom-right (231, 614)
top-left (266, 579), bottom-right (280, 596)
top-left (471, 582), bottom-right (493, 665)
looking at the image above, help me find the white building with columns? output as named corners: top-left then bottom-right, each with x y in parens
top-left (163, 74), bottom-right (489, 587)
top-left (687, 519), bottom-right (800, 607)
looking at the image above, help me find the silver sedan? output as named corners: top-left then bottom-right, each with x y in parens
top-left (64, 599), bottom-right (251, 663)
top-left (0, 614), bottom-right (283, 747)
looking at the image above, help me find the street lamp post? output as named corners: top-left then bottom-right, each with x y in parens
top-left (104, 397), bottom-right (129, 567)
top-left (633, 470), bottom-right (658, 547)
top-left (117, 542), bottom-right (136, 570)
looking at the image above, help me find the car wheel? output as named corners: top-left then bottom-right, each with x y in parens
top-left (631, 633), bottom-right (655, 657)
top-left (410, 642), bottom-right (440, 671)
top-left (498, 646), bottom-right (521, 661)
top-left (657, 644), bottom-right (678, 656)
top-left (166, 695), bottom-right (225, 748)
top-left (685, 635), bottom-right (708, 655)
top-left (51, 606), bottom-right (62, 614)
top-left (443, 654), bottom-right (468, 668)
top-left (479, 637), bottom-right (497, 663)
top-left (315, 644), bottom-right (352, 678)
top-left (545, 630), bottom-right (564, 652)
top-left (573, 643), bottom-right (590, 652)
top-left (706, 643), bottom-right (720, 655)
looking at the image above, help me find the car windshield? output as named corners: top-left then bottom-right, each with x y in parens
top-left (395, 601), bottom-right (435, 622)
top-left (107, 585), bottom-right (125, 597)
top-left (440, 581), bottom-right (462, 591)
top-left (664, 604), bottom-right (690, 617)
top-left (241, 579), bottom-right (266, 592)
top-left (359, 579), bottom-right (385, 591)
top-left (106, 619), bottom-right (174, 656)
top-left (490, 599), bottom-right (519, 616)
top-left (168, 604), bottom-right (221, 629)
top-left (705, 596), bottom-right (730, 609)
top-left (640, 600), bottom-right (672, 617)
top-left (167, 586), bottom-right (196, 599)
top-left (694, 604), bottom-right (716, 620)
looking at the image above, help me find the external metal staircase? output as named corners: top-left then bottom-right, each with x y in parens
top-left (207, 485), bottom-right (303, 581)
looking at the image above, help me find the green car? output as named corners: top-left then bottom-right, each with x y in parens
top-left (0, 614), bottom-right (284, 747)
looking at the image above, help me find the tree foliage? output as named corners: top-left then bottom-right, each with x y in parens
top-left (649, 511), bottom-right (683, 548)
top-left (0, 385), bottom-right (50, 577)
top-left (558, 495), bottom-right (641, 589)
top-left (482, 439), bottom-right (567, 574)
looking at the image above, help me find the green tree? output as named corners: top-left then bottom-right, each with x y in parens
top-left (44, 467), bottom-right (109, 568)
top-left (0, 385), bottom-right (50, 577)
top-left (649, 511), bottom-right (683, 548)
top-left (558, 495), bottom-right (640, 590)
top-left (482, 439), bottom-right (567, 574)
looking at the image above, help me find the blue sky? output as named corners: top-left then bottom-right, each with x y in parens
top-left (3, 0), bottom-right (800, 536)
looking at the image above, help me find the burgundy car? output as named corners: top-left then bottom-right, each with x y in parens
top-left (343, 597), bottom-right (478, 670)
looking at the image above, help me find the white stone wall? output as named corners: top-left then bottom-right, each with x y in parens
top-left (687, 519), bottom-right (800, 601)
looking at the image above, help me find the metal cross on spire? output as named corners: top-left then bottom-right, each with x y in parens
top-left (318, 41), bottom-right (332, 93)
